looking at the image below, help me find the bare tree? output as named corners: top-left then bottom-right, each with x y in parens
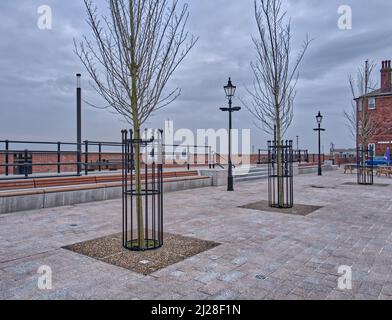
top-left (75, 0), bottom-right (197, 248)
top-left (246, 0), bottom-right (310, 139)
top-left (246, 0), bottom-right (310, 206)
top-left (344, 60), bottom-right (378, 149)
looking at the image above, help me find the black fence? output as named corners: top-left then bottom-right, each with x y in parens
top-left (268, 140), bottom-right (294, 209)
top-left (122, 130), bottom-right (163, 251)
top-left (258, 148), bottom-right (309, 164)
top-left (357, 146), bottom-right (374, 185)
top-left (0, 139), bottom-right (214, 181)
top-left (0, 139), bottom-right (123, 180)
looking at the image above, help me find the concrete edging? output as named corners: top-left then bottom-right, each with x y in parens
top-left (0, 177), bottom-right (211, 215)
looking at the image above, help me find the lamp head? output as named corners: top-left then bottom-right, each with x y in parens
top-left (224, 77), bottom-right (236, 98)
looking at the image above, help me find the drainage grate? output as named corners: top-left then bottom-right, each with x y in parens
top-left (255, 274), bottom-right (267, 280)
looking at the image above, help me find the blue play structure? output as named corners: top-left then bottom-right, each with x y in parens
top-left (366, 156), bottom-right (392, 166)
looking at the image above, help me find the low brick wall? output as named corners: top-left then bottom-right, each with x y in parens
top-left (0, 176), bottom-right (212, 214)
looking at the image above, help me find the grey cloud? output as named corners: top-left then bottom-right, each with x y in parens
top-left (1, 0), bottom-right (392, 153)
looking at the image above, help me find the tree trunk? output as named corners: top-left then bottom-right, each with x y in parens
top-left (276, 118), bottom-right (284, 207)
top-left (133, 126), bottom-right (145, 248)
top-left (129, 1), bottom-right (145, 248)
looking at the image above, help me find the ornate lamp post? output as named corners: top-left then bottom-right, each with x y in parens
top-left (313, 111), bottom-right (326, 176)
top-left (220, 78), bottom-right (241, 191)
top-left (76, 74), bottom-right (82, 176)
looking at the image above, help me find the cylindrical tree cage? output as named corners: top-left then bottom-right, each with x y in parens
top-left (268, 140), bottom-right (294, 208)
top-left (122, 129), bottom-right (163, 251)
top-left (357, 145), bottom-right (374, 185)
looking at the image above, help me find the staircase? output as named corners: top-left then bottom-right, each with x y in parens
top-left (233, 164), bottom-right (269, 182)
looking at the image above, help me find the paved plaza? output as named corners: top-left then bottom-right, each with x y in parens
top-left (1, 170), bottom-right (392, 300)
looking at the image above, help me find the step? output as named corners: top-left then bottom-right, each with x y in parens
top-left (234, 171), bottom-right (268, 178)
top-left (234, 168), bottom-right (268, 176)
top-left (234, 174), bottom-right (268, 182)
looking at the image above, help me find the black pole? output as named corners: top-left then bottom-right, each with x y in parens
top-left (5, 140), bottom-right (9, 176)
top-left (85, 140), bottom-right (88, 175)
top-left (57, 142), bottom-right (61, 174)
top-left (24, 149), bottom-right (29, 178)
top-left (76, 74), bottom-right (82, 176)
top-left (98, 143), bottom-right (102, 172)
top-left (318, 123), bottom-right (322, 176)
top-left (228, 97), bottom-right (233, 191)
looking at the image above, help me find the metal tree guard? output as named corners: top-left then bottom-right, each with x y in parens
top-left (357, 145), bottom-right (374, 185)
top-left (268, 140), bottom-right (294, 208)
top-left (122, 129), bottom-right (163, 251)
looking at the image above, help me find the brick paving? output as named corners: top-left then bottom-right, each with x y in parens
top-left (1, 170), bottom-right (392, 300)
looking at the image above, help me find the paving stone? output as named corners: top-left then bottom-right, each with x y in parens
top-left (219, 271), bottom-right (245, 283)
top-left (198, 280), bottom-right (228, 296)
top-left (211, 289), bottom-right (240, 300)
top-left (195, 271), bottom-right (221, 284)
top-left (231, 256), bottom-right (248, 266)
top-left (1, 171), bottom-right (392, 299)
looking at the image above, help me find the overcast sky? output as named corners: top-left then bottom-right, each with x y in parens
top-left (1, 0), bottom-right (392, 153)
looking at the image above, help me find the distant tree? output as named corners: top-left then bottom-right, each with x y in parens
top-left (75, 0), bottom-right (197, 248)
top-left (344, 60), bottom-right (379, 150)
top-left (246, 0), bottom-right (310, 206)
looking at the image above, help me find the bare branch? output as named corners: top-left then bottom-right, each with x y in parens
top-left (243, 0), bottom-right (310, 141)
top-left (344, 60), bottom-right (381, 147)
top-left (74, 0), bottom-right (198, 128)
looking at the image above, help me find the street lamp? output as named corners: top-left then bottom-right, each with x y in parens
top-left (220, 78), bottom-right (241, 191)
top-left (313, 111), bottom-right (326, 176)
top-left (76, 73), bottom-right (82, 176)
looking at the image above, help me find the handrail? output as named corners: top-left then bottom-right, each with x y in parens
top-left (0, 138), bottom-right (215, 180)
top-left (214, 153), bottom-right (236, 168)
top-left (258, 148), bottom-right (310, 164)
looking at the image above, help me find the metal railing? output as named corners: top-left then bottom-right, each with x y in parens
top-left (258, 148), bottom-right (310, 164)
top-left (214, 152), bottom-right (235, 169)
top-left (0, 139), bottom-right (214, 181)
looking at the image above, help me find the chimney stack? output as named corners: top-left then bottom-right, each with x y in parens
top-left (381, 60), bottom-right (392, 93)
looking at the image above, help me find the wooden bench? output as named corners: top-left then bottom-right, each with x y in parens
top-left (175, 170), bottom-right (198, 177)
top-left (0, 180), bottom-right (36, 191)
top-left (0, 170), bottom-right (201, 193)
top-left (34, 176), bottom-right (97, 188)
top-left (0, 175), bottom-right (210, 198)
top-left (0, 172), bottom-right (211, 214)
top-left (376, 166), bottom-right (392, 177)
top-left (344, 165), bottom-right (356, 174)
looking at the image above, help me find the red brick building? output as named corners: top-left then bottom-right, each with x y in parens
top-left (356, 60), bottom-right (392, 156)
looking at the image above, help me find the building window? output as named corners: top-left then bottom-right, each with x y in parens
top-left (368, 97), bottom-right (376, 110)
top-left (368, 143), bottom-right (376, 155)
